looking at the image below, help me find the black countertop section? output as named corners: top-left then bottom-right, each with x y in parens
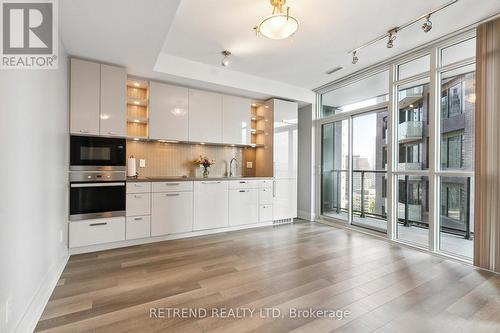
top-left (127, 176), bottom-right (273, 182)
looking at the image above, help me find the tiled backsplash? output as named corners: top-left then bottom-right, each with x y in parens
top-left (127, 141), bottom-right (255, 178)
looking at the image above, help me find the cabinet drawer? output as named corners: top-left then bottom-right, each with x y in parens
top-left (69, 217), bottom-right (125, 248)
top-left (259, 205), bottom-right (273, 222)
top-left (229, 189), bottom-right (259, 226)
top-left (258, 179), bottom-right (273, 189)
top-left (259, 187), bottom-right (273, 204)
top-left (126, 193), bottom-right (151, 216)
top-left (126, 182), bottom-right (151, 194)
top-left (152, 181), bottom-right (193, 193)
top-left (152, 192), bottom-right (193, 236)
top-left (126, 216), bottom-right (151, 240)
top-left (229, 179), bottom-right (258, 189)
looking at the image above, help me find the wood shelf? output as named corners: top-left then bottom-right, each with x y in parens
top-left (127, 97), bottom-right (148, 107)
top-left (127, 116), bottom-right (148, 124)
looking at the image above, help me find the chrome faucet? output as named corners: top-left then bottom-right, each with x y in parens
top-left (229, 157), bottom-right (239, 177)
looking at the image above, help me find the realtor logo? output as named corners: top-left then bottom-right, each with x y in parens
top-left (1, 0), bottom-right (58, 69)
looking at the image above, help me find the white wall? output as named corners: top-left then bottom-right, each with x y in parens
top-left (0, 40), bottom-right (69, 332)
top-left (298, 104), bottom-right (316, 221)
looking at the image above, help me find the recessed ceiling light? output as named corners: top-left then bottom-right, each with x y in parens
top-left (252, 103), bottom-right (257, 107)
top-left (134, 101), bottom-right (140, 105)
top-left (200, 142), bottom-right (205, 145)
top-left (133, 82), bottom-right (140, 87)
top-left (221, 50), bottom-right (231, 67)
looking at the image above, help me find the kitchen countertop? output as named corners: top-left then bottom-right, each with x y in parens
top-left (127, 176), bottom-right (273, 182)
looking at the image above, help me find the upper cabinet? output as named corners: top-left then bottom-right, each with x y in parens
top-left (188, 89), bottom-right (222, 143)
top-left (100, 64), bottom-right (127, 137)
top-left (273, 99), bottom-right (298, 179)
top-left (149, 82), bottom-right (189, 141)
top-left (70, 59), bottom-right (100, 135)
top-left (70, 58), bottom-right (126, 137)
top-left (222, 95), bottom-right (252, 145)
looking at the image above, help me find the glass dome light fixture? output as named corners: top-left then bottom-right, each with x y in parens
top-left (253, 0), bottom-right (299, 40)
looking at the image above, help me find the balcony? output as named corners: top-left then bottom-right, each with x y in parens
top-left (398, 121), bottom-right (423, 143)
top-left (398, 202), bottom-right (422, 223)
top-left (398, 162), bottom-right (423, 180)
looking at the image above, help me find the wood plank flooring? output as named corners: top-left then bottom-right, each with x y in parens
top-left (35, 222), bottom-right (500, 333)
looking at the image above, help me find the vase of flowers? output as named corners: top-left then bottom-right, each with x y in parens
top-left (193, 155), bottom-right (215, 178)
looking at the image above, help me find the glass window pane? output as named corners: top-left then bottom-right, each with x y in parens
top-left (321, 120), bottom-right (349, 221)
top-left (321, 71), bottom-right (389, 116)
top-left (351, 109), bottom-right (389, 232)
top-left (440, 65), bottom-right (475, 171)
top-left (397, 79), bottom-right (430, 171)
top-left (441, 38), bottom-right (476, 67)
top-left (397, 175), bottom-right (429, 247)
top-left (439, 177), bottom-right (473, 259)
top-left (397, 55), bottom-right (430, 80)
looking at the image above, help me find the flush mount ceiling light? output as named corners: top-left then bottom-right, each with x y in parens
top-left (221, 50), bottom-right (231, 67)
top-left (351, 51), bottom-right (359, 65)
top-left (348, 0), bottom-right (457, 64)
top-left (253, 0), bottom-right (299, 40)
top-left (422, 15), bottom-right (433, 33)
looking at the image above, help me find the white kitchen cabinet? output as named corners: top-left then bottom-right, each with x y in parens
top-left (70, 58), bottom-right (100, 135)
top-left (69, 217), bottom-right (125, 248)
top-left (150, 82), bottom-right (189, 141)
top-left (229, 189), bottom-right (259, 226)
top-left (100, 64), bottom-right (126, 137)
top-left (151, 191), bottom-right (193, 236)
top-left (258, 187), bottom-right (273, 205)
top-left (193, 181), bottom-right (228, 230)
top-left (188, 89), bottom-right (223, 143)
top-left (229, 179), bottom-right (258, 190)
top-left (273, 99), bottom-right (298, 179)
top-left (126, 193), bottom-right (151, 217)
top-left (126, 182), bottom-right (151, 194)
top-left (126, 216), bottom-right (151, 240)
top-left (259, 205), bottom-right (273, 223)
top-left (222, 95), bottom-right (251, 145)
top-left (152, 181), bottom-right (193, 193)
top-left (272, 178), bottom-right (297, 221)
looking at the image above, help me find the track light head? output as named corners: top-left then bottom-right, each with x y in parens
top-left (221, 50), bottom-right (231, 67)
top-left (386, 29), bottom-right (397, 48)
top-left (352, 51), bottom-right (359, 65)
top-left (422, 15), bottom-right (432, 33)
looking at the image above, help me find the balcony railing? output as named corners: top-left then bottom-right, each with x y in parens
top-left (398, 121), bottom-right (423, 143)
top-left (398, 202), bottom-right (422, 223)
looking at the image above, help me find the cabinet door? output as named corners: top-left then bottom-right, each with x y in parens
top-left (151, 192), bottom-right (193, 236)
top-left (273, 99), bottom-right (298, 179)
top-left (70, 58), bottom-right (100, 135)
top-left (193, 181), bottom-right (228, 230)
top-left (222, 95), bottom-right (251, 144)
top-left (272, 179), bottom-right (297, 221)
top-left (229, 189), bottom-right (259, 226)
top-left (100, 64), bottom-right (126, 137)
top-left (150, 82), bottom-right (189, 141)
top-left (188, 89), bottom-right (222, 143)
top-left (126, 193), bottom-right (151, 217)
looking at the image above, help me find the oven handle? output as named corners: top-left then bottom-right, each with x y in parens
top-left (70, 182), bottom-right (125, 188)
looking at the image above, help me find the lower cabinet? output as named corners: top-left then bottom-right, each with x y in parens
top-left (193, 181), bottom-right (229, 230)
top-left (126, 216), bottom-right (151, 240)
top-left (229, 188), bottom-right (259, 226)
top-left (259, 205), bottom-right (273, 222)
top-left (69, 217), bottom-right (125, 248)
top-left (151, 191), bottom-right (193, 236)
top-left (273, 179), bottom-right (297, 221)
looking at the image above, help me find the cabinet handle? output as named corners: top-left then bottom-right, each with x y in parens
top-left (134, 195), bottom-right (143, 198)
top-left (239, 190), bottom-right (249, 193)
top-left (89, 222), bottom-right (107, 227)
top-left (202, 181), bottom-right (221, 184)
top-left (166, 193), bottom-right (180, 197)
top-left (166, 183), bottom-right (180, 186)
top-left (108, 131), bottom-right (116, 135)
top-left (134, 183), bottom-right (142, 187)
top-left (134, 217), bottom-right (143, 221)
top-left (273, 180), bottom-right (276, 197)
top-left (263, 189), bottom-right (269, 192)
top-left (239, 181), bottom-right (247, 183)
top-left (79, 129), bottom-right (89, 133)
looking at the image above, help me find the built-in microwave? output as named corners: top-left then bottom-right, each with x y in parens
top-left (70, 135), bottom-right (126, 171)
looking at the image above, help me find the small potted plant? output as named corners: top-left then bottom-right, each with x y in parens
top-left (193, 155), bottom-right (215, 178)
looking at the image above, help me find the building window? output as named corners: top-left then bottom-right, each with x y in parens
top-left (442, 131), bottom-right (464, 169)
top-left (441, 183), bottom-right (464, 221)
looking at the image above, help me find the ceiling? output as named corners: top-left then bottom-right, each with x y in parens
top-left (60, 0), bottom-right (500, 103)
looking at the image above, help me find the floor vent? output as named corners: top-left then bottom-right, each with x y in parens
top-left (273, 218), bottom-right (293, 226)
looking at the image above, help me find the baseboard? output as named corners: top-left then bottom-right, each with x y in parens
top-left (298, 209), bottom-right (314, 221)
top-left (15, 254), bottom-right (69, 333)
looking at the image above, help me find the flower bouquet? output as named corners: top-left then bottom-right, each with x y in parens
top-left (193, 155), bottom-right (215, 178)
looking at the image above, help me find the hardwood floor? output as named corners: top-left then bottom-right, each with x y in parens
top-left (36, 222), bottom-right (500, 333)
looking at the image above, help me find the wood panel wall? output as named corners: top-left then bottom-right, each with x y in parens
top-left (474, 17), bottom-right (500, 273)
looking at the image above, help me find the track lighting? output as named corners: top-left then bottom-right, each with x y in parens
top-left (221, 50), bottom-right (231, 67)
top-left (352, 51), bottom-right (359, 65)
top-left (422, 15), bottom-right (432, 33)
top-left (386, 29), bottom-right (397, 48)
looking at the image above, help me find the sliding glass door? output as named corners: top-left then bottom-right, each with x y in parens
top-left (321, 107), bottom-right (389, 233)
